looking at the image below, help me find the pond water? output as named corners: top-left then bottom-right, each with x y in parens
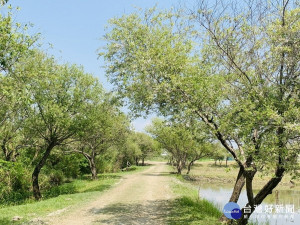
top-left (195, 182), bottom-right (300, 225)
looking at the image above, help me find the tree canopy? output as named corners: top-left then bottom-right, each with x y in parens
top-left (102, 1), bottom-right (300, 223)
top-left (147, 118), bottom-right (213, 174)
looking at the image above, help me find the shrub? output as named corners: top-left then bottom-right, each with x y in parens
top-left (125, 166), bottom-right (137, 171)
top-left (48, 170), bottom-right (64, 186)
top-left (43, 182), bottom-right (76, 198)
top-left (0, 160), bottom-right (32, 205)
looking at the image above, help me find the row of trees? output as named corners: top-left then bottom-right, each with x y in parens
top-left (102, 0), bottom-right (299, 224)
top-left (146, 118), bottom-right (215, 174)
top-left (0, 4), bottom-right (158, 203)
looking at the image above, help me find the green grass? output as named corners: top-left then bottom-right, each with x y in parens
top-left (0, 165), bottom-right (149, 225)
top-left (169, 176), bottom-right (271, 225)
top-left (169, 174), bottom-right (222, 225)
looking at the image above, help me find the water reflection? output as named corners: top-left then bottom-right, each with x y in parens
top-left (195, 183), bottom-right (300, 225)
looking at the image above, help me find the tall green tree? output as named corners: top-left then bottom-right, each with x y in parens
top-left (67, 100), bottom-right (130, 180)
top-left (17, 51), bottom-right (102, 200)
top-left (133, 132), bottom-right (158, 166)
top-left (0, 3), bottom-right (37, 162)
top-left (117, 131), bottom-right (157, 168)
top-left (122, 133), bottom-right (142, 167)
top-left (102, 2), bottom-right (299, 223)
top-left (191, 1), bottom-right (300, 223)
top-left (147, 119), bottom-right (211, 174)
top-left (0, 5), bottom-right (36, 73)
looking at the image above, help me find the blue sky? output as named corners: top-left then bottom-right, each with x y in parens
top-left (8, 0), bottom-right (183, 131)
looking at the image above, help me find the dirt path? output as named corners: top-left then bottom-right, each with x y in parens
top-left (47, 162), bottom-right (174, 225)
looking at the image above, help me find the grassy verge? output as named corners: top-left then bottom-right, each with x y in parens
top-left (0, 165), bottom-right (149, 225)
top-left (168, 173), bottom-right (222, 225)
top-left (180, 160), bottom-right (299, 191)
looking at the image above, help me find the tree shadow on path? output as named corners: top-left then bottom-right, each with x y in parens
top-left (89, 196), bottom-right (222, 225)
top-left (90, 200), bottom-right (172, 225)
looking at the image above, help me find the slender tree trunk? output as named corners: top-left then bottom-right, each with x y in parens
top-left (142, 158), bottom-right (145, 166)
top-left (172, 158), bottom-right (176, 166)
top-left (237, 167), bottom-right (285, 225)
top-left (170, 156), bottom-right (173, 165)
top-left (226, 157), bottom-right (228, 167)
top-left (219, 166), bottom-right (246, 222)
top-left (135, 157), bottom-right (139, 166)
top-left (90, 157), bottom-right (98, 180)
top-left (275, 190), bottom-right (279, 205)
top-left (239, 123), bottom-right (286, 224)
top-left (85, 151), bottom-right (98, 180)
top-left (182, 154), bottom-right (187, 168)
top-left (64, 149), bottom-right (97, 179)
top-left (1, 142), bottom-right (8, 161)
top-left (177, 160), bottom-right (182, 174)
top-left (1, 140), bottom-right (13, 161)
top-left (32, 141), bottom-right (56, 200)
top-left (229, 167), bottom-right (246, 202)
top-left (187, 159), bottom-right (196, 175)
